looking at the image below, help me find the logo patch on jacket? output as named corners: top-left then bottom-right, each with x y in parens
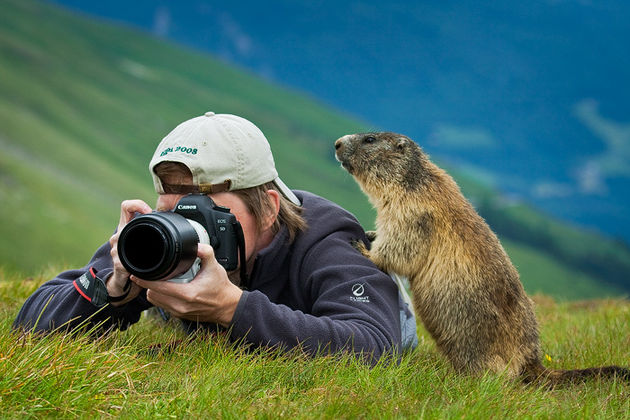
top-left (350, 283), bottom-right (370, 303)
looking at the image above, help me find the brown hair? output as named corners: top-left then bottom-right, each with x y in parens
top-left (154, 162), bottom-right (307, 242)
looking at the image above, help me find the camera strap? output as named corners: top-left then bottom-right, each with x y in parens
top-left (73, 267), bottom-right (131, 307)
top-left (234, 222), bottom-right (249, 290)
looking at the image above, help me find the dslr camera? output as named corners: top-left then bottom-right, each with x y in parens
top-left (118, 194), bottom-right (244, 283)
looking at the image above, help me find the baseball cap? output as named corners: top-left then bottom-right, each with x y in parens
top-left (149, 112), bottom-right (300, 206)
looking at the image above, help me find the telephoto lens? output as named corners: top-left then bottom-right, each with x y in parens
top-left (118, 212), bottom-right (210, 281)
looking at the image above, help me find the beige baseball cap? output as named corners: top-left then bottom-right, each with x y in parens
top-left (149, 112), bottom-right (300, 205)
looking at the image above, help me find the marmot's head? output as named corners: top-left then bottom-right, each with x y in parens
top-left (335, 132), bottom-right (434, 200)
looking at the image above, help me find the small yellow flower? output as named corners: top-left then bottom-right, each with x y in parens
top-left (545, 354), bottom-right (552, 362)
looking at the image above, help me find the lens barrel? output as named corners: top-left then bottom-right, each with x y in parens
top-left (118, 212), bottom-right (201, 281)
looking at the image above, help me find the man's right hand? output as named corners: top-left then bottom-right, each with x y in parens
top-left (107, 199), bottom-right (153, 306)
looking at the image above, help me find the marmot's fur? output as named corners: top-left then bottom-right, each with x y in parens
top-left (335, 131), bottom-right (629, 384)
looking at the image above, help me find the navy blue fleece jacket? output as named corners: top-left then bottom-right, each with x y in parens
top-left (13, 191), bottom-right (402, 361)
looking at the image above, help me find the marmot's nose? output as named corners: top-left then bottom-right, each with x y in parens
top-left (334, 138), bottom-right (344, 150)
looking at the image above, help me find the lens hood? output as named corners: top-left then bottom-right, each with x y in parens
top-left (118, 212), bottom-right (201, 280)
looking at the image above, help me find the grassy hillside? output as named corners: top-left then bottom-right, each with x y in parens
top-left (1, 271), bottom-right (629, 418)
top-left (0, 0), bottom-right (362, 271)
top-left (0, 0), bottom-right (628, 300)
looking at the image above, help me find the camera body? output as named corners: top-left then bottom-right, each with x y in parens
top-left (118, 194), bottom-right (242, 282)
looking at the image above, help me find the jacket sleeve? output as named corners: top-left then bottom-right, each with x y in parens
top-left (228, 231), bottom-right (402, 364)
top-left (13, 242), bottom-right (152, 333)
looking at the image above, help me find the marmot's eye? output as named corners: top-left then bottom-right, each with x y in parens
top-left (363, 136), bottom-right (376, 144)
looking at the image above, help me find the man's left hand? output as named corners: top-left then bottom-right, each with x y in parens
top-left (130, 244), bottom-right (243, 327)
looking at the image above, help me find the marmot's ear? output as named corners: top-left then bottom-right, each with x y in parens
top-left (396, 137), bottom-right (406, 150)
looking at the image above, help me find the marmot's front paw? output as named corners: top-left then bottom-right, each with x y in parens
top-left (365, 230), bottom-right (377, 242)
top-left (351, 239), bottom-right (370, 258)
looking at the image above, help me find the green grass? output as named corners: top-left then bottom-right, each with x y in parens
top-left (1, 269), bottom-right (629, 418)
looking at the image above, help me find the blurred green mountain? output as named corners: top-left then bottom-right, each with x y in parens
top-left (0, 0), bottom-right (628, 300)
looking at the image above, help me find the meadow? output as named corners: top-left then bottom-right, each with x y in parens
top-left (1, 269), bottom-right (628, 418)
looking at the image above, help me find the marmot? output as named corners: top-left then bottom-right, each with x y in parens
top-left (335, 131), bottom-right (629, 384)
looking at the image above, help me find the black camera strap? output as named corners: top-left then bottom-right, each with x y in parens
top-left (234, 221), bottom-right (249, 290)
top-left (73, 267), bottom-right (132, 307)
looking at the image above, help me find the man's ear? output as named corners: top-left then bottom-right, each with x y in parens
top-left (264, 189), bottom-right (280, 230)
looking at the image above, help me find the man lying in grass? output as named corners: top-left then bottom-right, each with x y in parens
top-left (13, 112), bottom-right (416, 364)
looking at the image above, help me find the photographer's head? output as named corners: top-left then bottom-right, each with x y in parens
top-left (149, 112), bottom-right (299, 203)
top-left (149, 112), bottom-right (306, 267)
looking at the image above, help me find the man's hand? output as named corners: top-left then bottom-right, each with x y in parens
top-left (107, 199), bottom-right (153, 306)
top-left (130, 244), bottom-right (244, 327)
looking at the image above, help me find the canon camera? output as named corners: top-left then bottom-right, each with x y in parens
top-left (118, 194), bottom-right (243, 282)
